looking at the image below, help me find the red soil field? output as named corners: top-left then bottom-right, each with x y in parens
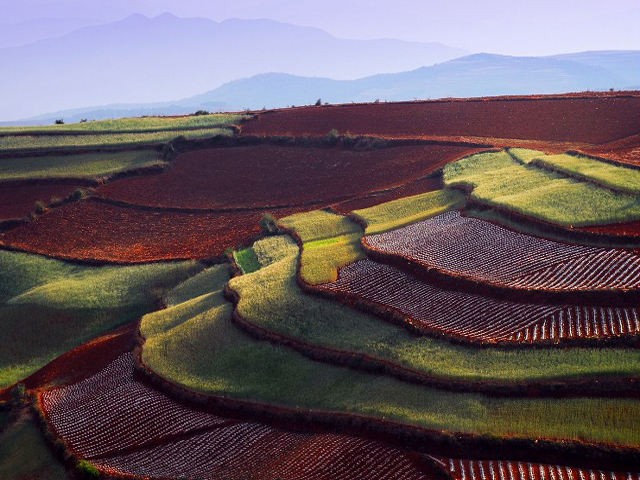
top-left (437, 456), bottom-right (639, 480)
top-left (0, 183), bottom-right (79, 221)
top-left (96, 144), bottom-right (476, 209)
top-left (321, 260), bottom-right (640, 343)
top-left (364, 211), bottom-right (640, 292)
top-left (0, 199), bottom-right (303, 262)
top-left (578, 220), bottom-right (640, 237)
top-left (582, 133), bottom-right (640, 167)
top-left (241, 94), bottom-right (640, 145)
top-left (332, 177), bottom-right (443, 214)
top-left (41, 353), bottom-right (435, 480)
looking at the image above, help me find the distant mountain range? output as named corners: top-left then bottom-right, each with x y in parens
top-left (0, 13), bottom-right (467, 122)
top-left (10, 50), bottom-right (639, 126)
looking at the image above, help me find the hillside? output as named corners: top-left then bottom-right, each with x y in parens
top-left (0, 93), bottom-right (639, 479)
top-left (18, 50), bottom-right (639, 124)
top-left (0, 13), bottom-right (466, 122)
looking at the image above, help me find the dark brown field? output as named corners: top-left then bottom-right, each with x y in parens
top-left (96, 144), bottom-right (475, 209)
top-left (242, 93), bottom-right (640, 145)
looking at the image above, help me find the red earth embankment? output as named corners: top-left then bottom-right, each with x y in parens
top-left (242, 93), bottom-right (640, 145)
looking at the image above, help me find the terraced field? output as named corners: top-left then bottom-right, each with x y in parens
top-left (2, 94), bottom-right (640, 479)
top-left (96, 144), bottom-right (473, 209)
top-left (242, 93), bottom-right (640, 144)
top-left (0, 199), bottom-right (302, 262)
top-left (322, 259), bottom-right (640, 343)
top-left (41, 353), bottom-right (437, 480)
top-left (364, 210), bottom-right (640, 293)
top-left (443, 150), bottom-right (640, 227)
top-left (0, 249), bottom-right (201, 387)
top-left (0, 183), bottom-right (80, 221)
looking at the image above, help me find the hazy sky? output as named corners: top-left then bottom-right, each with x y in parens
top-left (2, 0), bottom-right (639, 55)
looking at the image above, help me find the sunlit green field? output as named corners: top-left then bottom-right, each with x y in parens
top-left (0, 150), bottom-right (165, 181)
top-left (444, 149), bottom-right (640, 226)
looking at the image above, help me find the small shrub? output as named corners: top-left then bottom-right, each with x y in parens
top-left (193, 110), bottom-right (210, 116)
top-left (54, 119), bottom-right (64, 125)
top-left (327, 128), bottom-right (340, 145)
top-left (34, 201), bottom-right (46, 214)
top-left (259, 213), bottom-right (279, 235)
top-left (342, 132), bottom-right (357, 148)
top-left (315, 98), bottom-right (322, 106)
top-left (80, 118), bottom-right (88, 123)
top-left (77, 459), bottom-right (100, 479)
top-left (74, 188), bottom-right (88, 200)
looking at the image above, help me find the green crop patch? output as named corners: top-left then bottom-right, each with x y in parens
top-left (0, 150), bottom-right (165, 181)
top-left (353, 189), bottom-right (466, 235)
top-left (279, 210), bottom-right (365, 284)
top-left (234, 248), bottom-right (262, 274)
top-left (0, 128), bottom-right (232, 153)
top-left (0, 249), bottom-right (203, 388)
top-left (0, 114), bottom-right (246, 135)
top-left (531, 153), bottom-right (640, 194)
top-left (444, 150), bottom-right (640, 227)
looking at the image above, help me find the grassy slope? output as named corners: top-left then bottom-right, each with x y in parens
top-left (0, 128), bottom-right (232, 152)
top-left (0, 414), bottom-right (68, 480)
top-left (0, 114), bottom-right (246, 135)
top-left (279, 210), bottom-right (365, 285)
top-left (142, 236), bottom-right (640, 447)
top-left (165, 264), bottom-right (230, 307)
top-left (0, 250), bottom-right (203, 388)
top-left (353, 189), bottom-right (466, 235)
top-left (0, 150), bottom-right (165, 181)
top-left (444, 150), bottom-right (640, 227)
top-left (531, 154), bottom-right (640, 195)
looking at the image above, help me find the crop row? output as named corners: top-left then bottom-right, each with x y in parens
top-left (41, 353), bottom-right (229, 457)
top-left (94, 427), bottom-right (432, 480)
top-left (365, 210), bottom-right (640, 292)
top-left (437, 456), bottom-right (639, 480)
top-left (42, 353), bottom-right (434, 480)
top-left (510, 306), bottom-right (640, 343)
top-left (322, 260), bottom-right (639, 343)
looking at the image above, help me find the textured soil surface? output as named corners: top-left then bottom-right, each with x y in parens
top-left (96, 144), bottom-right (476, 210)
top-left (0, 184), bottom-right (79, 221)
top-left (0, 199), bottom-right (304, 262)
top-left (242, 94), bottom-right (640, 145)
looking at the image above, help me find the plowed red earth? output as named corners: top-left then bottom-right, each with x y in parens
top-left (332, 177), bottom-right (444, 214)
top-left (0, 184), bottom-right (79, 221)
top-left (41, 353), bottom-right (435, 480)
top-left (582, 133), bottom-right (640, 167)
top-left (578, 220), bottom-right (640, 237)
top-left (0, 199), bottom-right (303, 262)
top-left (96, 144), bottom-right (476, 209)
top-left (242, 94), bottom-right (640, 145)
